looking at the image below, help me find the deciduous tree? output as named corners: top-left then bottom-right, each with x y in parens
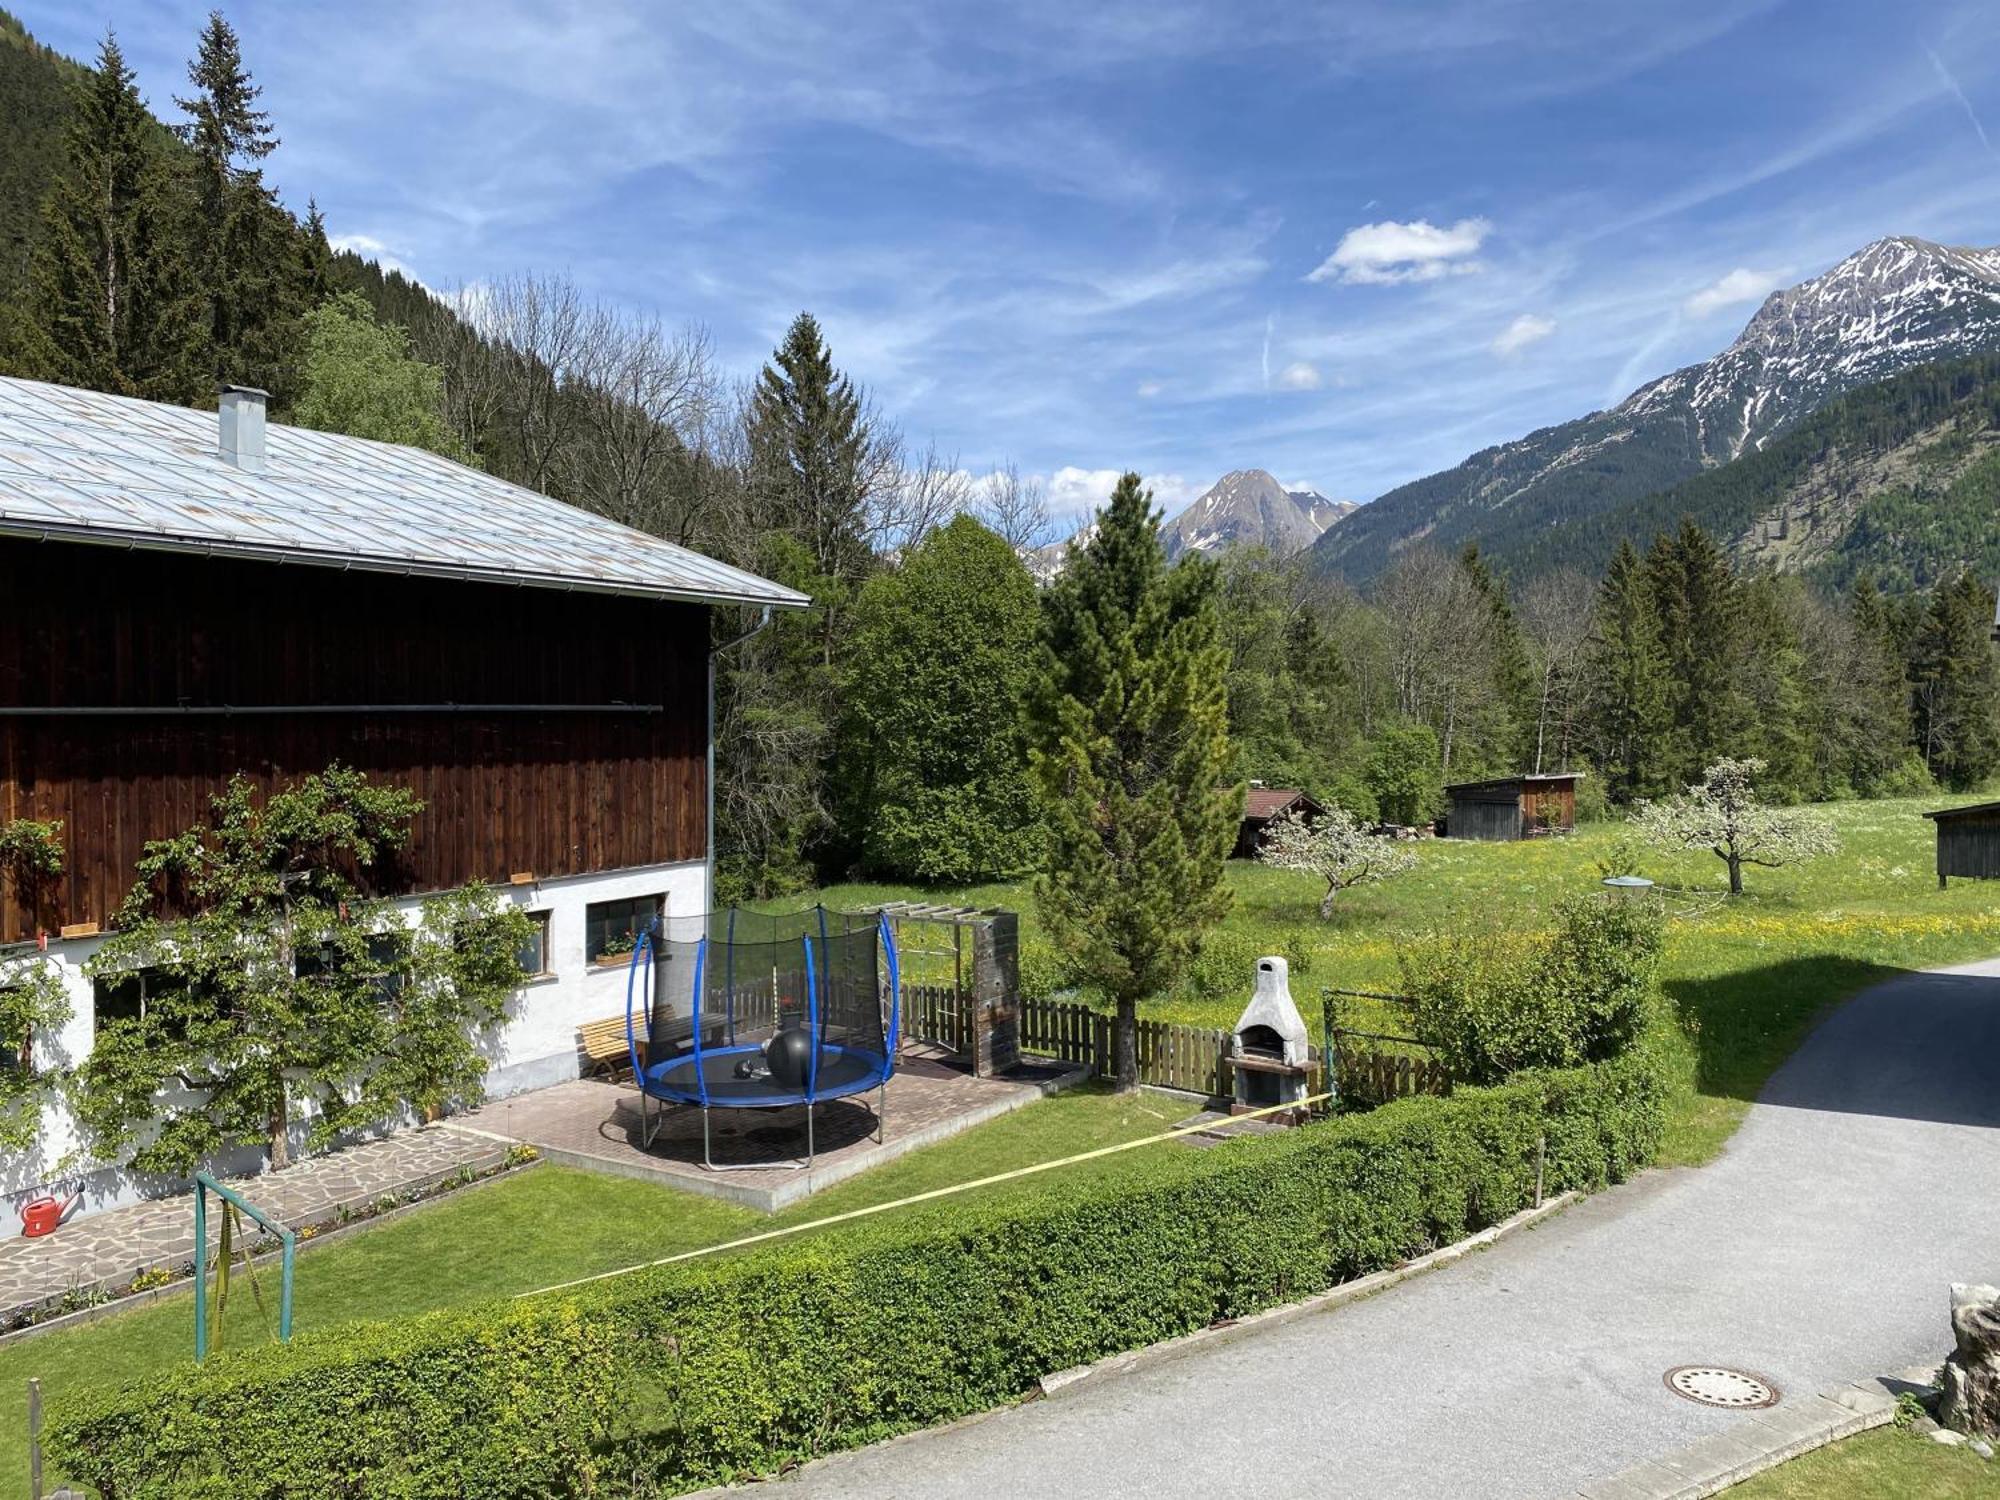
top-left (839, 515), bottom-right (1042, 882)
top-left (293, 291), bottom-right (470, 460)
top-left (72, 766), bottom-right (531, 1174)
top-left (1631, 755), bottom-right (1839, 895)
top-left (1257, 806), bottom-right (1417, 918)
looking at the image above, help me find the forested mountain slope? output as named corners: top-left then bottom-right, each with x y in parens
top-left (1508, 352), bottom-right (2000, 591)
top-left (1311, 236), bottom-right (2000, 587)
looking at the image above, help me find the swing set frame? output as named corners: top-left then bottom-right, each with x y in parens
top-left (192, 1170), bottom-right (296, 1362)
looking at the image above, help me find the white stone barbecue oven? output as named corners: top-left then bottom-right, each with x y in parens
top-left (1229, 956), bottom-right (1312, 1123)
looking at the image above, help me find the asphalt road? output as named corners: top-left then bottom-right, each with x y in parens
top-left (770, 957), bottom-right (2000, 1498)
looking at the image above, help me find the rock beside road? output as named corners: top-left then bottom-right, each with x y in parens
top-left (1941, 1284), bottom-right (2000, 1437)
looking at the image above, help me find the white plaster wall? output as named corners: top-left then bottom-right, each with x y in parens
top-left (2, 858), bottom-right (704, 1223)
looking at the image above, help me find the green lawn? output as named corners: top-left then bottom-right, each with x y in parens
top-left (778, 794), bottom-right (2000, 1165)
top-left (2, 1084), bottom-right (1184, 1498)
top-left (1729, 1425), bottom-right (2000, 1497)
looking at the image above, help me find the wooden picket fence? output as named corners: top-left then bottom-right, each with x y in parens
top-left (903, 986), bottom-right (1450, 1109)
top-left (1329, 1043), bottom-right (1452, 1106)
top-left (901, 982), bottom-right (969, 1056)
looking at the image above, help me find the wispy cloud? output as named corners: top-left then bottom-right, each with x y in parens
top-left (1276, 360), bottom-right (1323, 389)
top-left (1490, 313), bottom-right (1556, 356)
top-left (1926, 44), bottom-right (1997, 158)
top-left (1683, 267), bottom-right (1781, 317)
top-left (1307, 218), bottom-right (1491, 285)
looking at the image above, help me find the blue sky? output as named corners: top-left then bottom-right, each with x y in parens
top-left (19, 0), bottom-right (2000, 519)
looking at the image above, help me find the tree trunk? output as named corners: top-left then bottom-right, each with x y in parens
top-left (1320, 883), bottom-right (1339, 920)
top-left (1726, 853), bottom-right (1744, 896)
top-left (1112, 996), bottom-right (1138, 1093)
top-left (267, 1080), bottom-right (290, 1171)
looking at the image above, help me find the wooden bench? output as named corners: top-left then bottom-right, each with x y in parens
top-left (578, 1010), bottom-right (720, 1079)
top-left (578, 1016), bottom-right (643, 1078)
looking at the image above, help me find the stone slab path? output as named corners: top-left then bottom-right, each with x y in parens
top-left (751, 956), bottom-right (2000, 1499)
top-left (0, 1126), bottom-right (504, 1321)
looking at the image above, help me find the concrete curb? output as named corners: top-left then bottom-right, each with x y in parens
top-left (1573, 1364), bottom-right (1938, 1499)
top-left (1037, 1190), bottom-right (1582, 1396)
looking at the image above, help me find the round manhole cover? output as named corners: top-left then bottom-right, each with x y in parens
top-left (1664, 1366), bottom-right (1778, 1409)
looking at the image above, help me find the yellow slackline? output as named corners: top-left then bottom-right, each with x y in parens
top-left (514, 1088), bottom-right (1336, 1303)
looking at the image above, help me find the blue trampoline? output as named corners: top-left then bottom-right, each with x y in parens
top-left (624, 906), bottom-right (900, 1170)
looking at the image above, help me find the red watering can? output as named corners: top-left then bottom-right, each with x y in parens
top-left (19, 1186), bottom-right (81, 1238)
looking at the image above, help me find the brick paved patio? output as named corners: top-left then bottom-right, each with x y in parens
top-left (0, 1125), bottom-right (506, 1326)
top-left (455, 1045), bottom-right (1087, 1211)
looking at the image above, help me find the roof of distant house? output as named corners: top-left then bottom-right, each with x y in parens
top-left (1443, 772), bottom-right (1584, 793)
top-left (1924, 801), bottom-right (2000, 820)
top-left (0, 375), bottom-right (809, 608)
top-left (1243, 787), bottom-right (1321, 820)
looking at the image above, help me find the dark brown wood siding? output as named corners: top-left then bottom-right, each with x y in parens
top-left (1936, 811), bottom-right (2000, 883)
top-left (0, 538), bottom-right (709, 941)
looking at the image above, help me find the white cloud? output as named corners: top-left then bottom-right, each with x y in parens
top-left (1308, 217), bottom-right (1491, 285)
top-left (329, 231), bottom-right (415, 279)
top-left (1490, 313), bottom-right (1556, 356)
top-left (1277, 360), bottom-right (1323, 390)
top-left (1046, 466), bottom-right (1201, 519)
top-left (1683, 267), bottom-right (1781, 318)
top-left (1136, 379), bottom-right (1164, 398)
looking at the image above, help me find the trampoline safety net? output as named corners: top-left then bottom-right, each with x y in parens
top-left (629, 906), bottom-right (898, 1108)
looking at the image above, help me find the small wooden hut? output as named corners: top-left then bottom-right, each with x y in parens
top-left (1924, 801), bottom-right (2000, 886)
top-left (1235, 787), bottom-right (1326, 859)
top-left (1442, 772), bottom-right (1581, 841)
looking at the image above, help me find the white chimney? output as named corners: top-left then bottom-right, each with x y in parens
top-left (217, 384), bottom-right (268, 473)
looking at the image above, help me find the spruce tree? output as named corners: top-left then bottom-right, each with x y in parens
top-left (1583, 540), bottom-right (1671, 800)
top-left (1028, 474), bottom-right (1239, 1091)
top-left (176, 10), bottom-right (298, 395)
top-left (1846, 576), bottom-right (1915, 792)
top-left (747, 311), bottom-right (871, 587)
top-left (1646, 518), bottom-right (1746, 781)
top-left (1910, 571), bottom-right (2000, 790)
top-left (21, 32), bottom-right (209, 402)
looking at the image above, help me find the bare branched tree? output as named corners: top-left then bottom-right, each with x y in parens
top-left (1518, 568), bottom-right (1597, 773)
top-left (973, 462), bottom-right (1056, 552)
top-left (571, 311), bottom-right (718, 537)
top-left (467, 271), bottom-right (592, 494)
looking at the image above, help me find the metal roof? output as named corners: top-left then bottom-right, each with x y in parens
top-left (0, 375), bottom-right (810, 608)
top-left (1444, 772), bottom-right (1584, 793)
top-left (1924, 801), bottom-right (2000, 820)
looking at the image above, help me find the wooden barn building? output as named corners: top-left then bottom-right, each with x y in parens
top-left (0, 375), bottom-right (804, 1213)
top-left (1924, 801), bottom-right (2000, 886)
top-left (1442, 772), bottom-right (1581, 841)
top-left (1234, 787), bottom-right (1326, 859)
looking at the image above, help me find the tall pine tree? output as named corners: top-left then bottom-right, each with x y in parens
top-left (20, 32), bottom-right (209, 402)
top-left (176, 10), bottom-right (300, 396)
top-left (1583, 540), bottom-right (1671, 800)
top-left (747, 312), bottom-right (872, 590)
top-left (1646, 518), bottom-right (1746, 782)
top-left (1910, 571), bottom-right (2000, 790)
top-left (1028, 474), bottom-right (1239, 1091)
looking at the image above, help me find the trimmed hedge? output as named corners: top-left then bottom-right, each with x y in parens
top-left (50, 1045), bottom-right (1669, 1497)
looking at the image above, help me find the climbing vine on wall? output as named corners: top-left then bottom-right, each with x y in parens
top-left (0, 818), bottom-right (72, 1151)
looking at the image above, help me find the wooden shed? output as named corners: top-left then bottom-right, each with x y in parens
top-left (1924, 801), bottom-right (2000, 886)
top-left (1442, 773), bottom-right (1581, 842)
top-left (1235, 787), bottom-right (1326, 859)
